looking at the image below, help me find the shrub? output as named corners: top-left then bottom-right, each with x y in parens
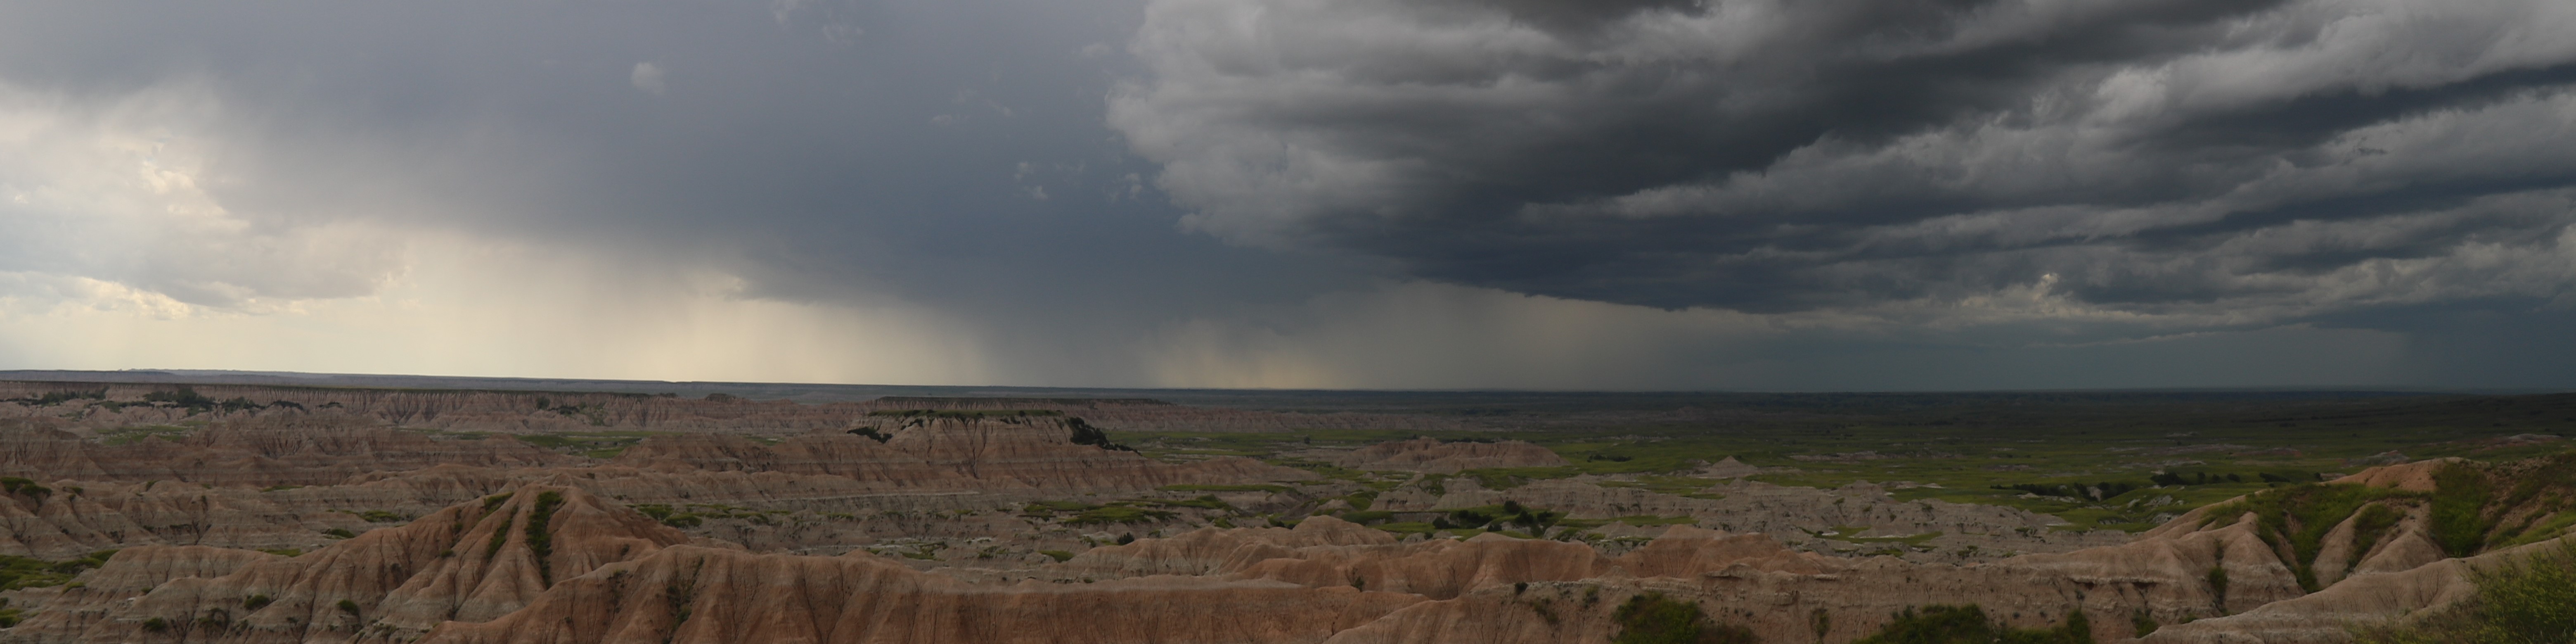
top-left (142, 617), bottom-right (168, 632)
top-left (1851, 604), bottom-right (2091, 644)
top-left (1066, 418), bottom-right (1134, 452)
top-left (242, 594), bottom-right (272, 610)
top-left (1612, 592), bottom-right (1758, 644)
top-left (336, 599), bottom-right (360, 615)
top-left (322, 528), bottom-right (356, 539)
top-left (2208, 566), bottom-right (2230, 613)
top-left (526, 491), bottom-right (564, 585)
top-left (485, 515), bottom-right (515, 557)
top-left (2429, 464), bottom-right (2496, 557)
top-left (0, 477), bottom-right (50, 499)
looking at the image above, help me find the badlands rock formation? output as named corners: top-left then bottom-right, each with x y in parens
top-left (0, 381), bottom-right (2567, 644)
top-left (1323, 438), bottom-right (1569, 473)
top-left (0, 454), bottom-right (2557, 644)
top-left (0, 418), bottom-right (575, 486)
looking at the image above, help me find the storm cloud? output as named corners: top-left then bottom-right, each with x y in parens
top-left (0, 0), bottom-right (2569, 390)
top-left (1115, 0), bottom-right (2576, 319)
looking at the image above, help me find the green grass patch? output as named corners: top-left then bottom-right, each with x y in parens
top-left (1065, 506), bottom-right (1178, 525)
top-left (1458, 466), bottom-right (1582, 490)
top-left (1852, 604), bottom-right (2093, 644)
top-left (2197, 482), bottom-right (2422, 590)
top-left (1142, 495), bottom-right (1233, 511)
top-left (525, 491), bottom-right (563, 585)
top-left (1158, 484), bottom-right (1289, 493)
top-left (0, 550), bottom-right (116, 591)
top-left (96, 425), bottom-right (192, 446)
top-left (868, 409), bottom-right (1063, 418)
top-left (1372, 521), bottom-right (1439, 536)
top-left (1616, 515), bottom-right (1701, 527)
top-left (2430, 463), bottom-right (2496, 557)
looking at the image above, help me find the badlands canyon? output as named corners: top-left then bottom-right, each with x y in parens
top-left (0, 380), bottom-right (2565, 643)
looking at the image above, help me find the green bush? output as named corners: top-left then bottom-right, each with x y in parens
top-left (1852, 605), bottom-right (2092, 644)
top-left (1611, 593), bottom-right (1758, 644)
top-left (2208, 566), bottom-right (2230, 613)
top-left (526, 491), bottom-right (564, 585)
top-left (0, 551), bottom-right (116, 590)
top-left (242, 594), bottom-right (272, 610)
top-left (2430, 464), bottom-right (2496, 557)
top-left (0, 477), bottom-right (50, 499)
top-left (336, 599), bottom-right (360, 615)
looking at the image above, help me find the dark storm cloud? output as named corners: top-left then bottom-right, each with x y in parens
top-left (0, 0), bottom-right (1366, 359)
top-left (1115, 0), bottom-right (2576, 316)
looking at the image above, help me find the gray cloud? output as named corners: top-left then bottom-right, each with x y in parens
top-left (0, 0), bottom-right (2569, 390)
top-left (1115, 0), bottom-right (2576, 319)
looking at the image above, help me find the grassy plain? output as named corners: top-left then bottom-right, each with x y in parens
top-left (1118, 392), bottom-right (2576, 532)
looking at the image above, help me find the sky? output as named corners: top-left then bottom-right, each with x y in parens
top-left (0, 0), bottom-right (2571, 391)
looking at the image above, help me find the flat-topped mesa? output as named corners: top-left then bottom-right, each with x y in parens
top-left (1328, 437), bottom-right (1568, 473)
top-left (861, 397), bottom-right (1177, 411)
top-left (0, 381), bottom-right (870, 434)
top-left (613, 414), bottom-right (1312, 491)
top-left (0, 417), bottom-right (576, 486)
top-left (857, 396), bottom-right (1473, 433)
top-left (7, 484), bottom-right (687, 644)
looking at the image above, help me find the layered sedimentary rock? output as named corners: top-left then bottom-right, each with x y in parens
top-left (1323, 438), bottom-right (1569, 473)
top-left (6, 485), bottom-right (686, 644)
top-left (615, 415), bottom-right (1312, 491)
top-left (1368, 477), bottom-right (2129, 559)
top-left (0, 383), bottom-right (874, 434)
top-left (0, 419), bottom-right (574, 486)
top-left (0, 389), bottom-right (2561, 644)
top-left (0, 416), bottom-right (1314, 559)
top-left (417, 546), bottom-right (1428, 644)
top-left (860, 396), bottom-right (1472, 433)
top-left (0, 456), bottom-right (2560, 644)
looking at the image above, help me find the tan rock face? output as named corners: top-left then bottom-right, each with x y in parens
top-left (1325, 439), bottom-right (1570, 473)
top-left (0, 419), bottom-right (575, 486)
top-left (417, 545), bottom-right (1430, 644)
top-left (3, 485), bottom-right (684, 644)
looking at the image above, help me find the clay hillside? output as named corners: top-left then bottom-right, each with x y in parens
top-left (0, 381), bottom-right (2567, 643)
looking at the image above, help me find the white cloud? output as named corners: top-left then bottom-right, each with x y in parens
top-left (0, 81), bottom-right (405, 312)
top-left (630, 62), bottom-right (667, 95)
